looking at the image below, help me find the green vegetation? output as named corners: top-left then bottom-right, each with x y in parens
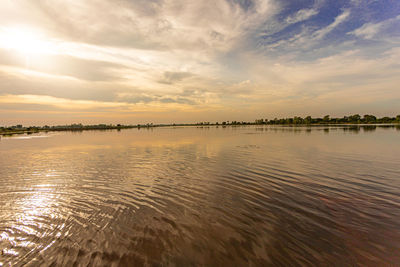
top-left (257, 114), bottom-right (400, 125)
top-left (1, 114), bottom-right (399, 136)
top-left (203, 114), bottom-right (400, 126)
top-left (0, 124), bottom-right (137, 136)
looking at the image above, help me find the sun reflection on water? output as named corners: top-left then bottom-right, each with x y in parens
top-left (0, 181), bottom-right (64, 264)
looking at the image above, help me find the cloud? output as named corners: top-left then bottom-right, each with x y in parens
top-left (0, 0), bottom-right (400, 123)
top-left (18, 0), bottom-right (275, 54)
top-left (0, 49), bottom-right (125, 81)
top-left (285, 8), bottom-right (319, 24)
top-left (256, 9), bottom-right (351, 60)
top-left (158, 71), bottom-right (193, 84)
top-left (349, 15), bottom-right (400, 39)
top-left (351, 23), bottom-right (384, 39)
top-left (159, 97), bottom-right (196, 105)
top-left (313, 9), bottom-right (350, 40)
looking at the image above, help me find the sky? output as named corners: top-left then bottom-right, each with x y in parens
top-left (0, 0), bottom-right (399, 125)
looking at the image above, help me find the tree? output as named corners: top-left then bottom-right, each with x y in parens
top-left (323, 115), bottom-right (330, 122)
top-left (293, 116), bottom-right (303, 124)
top-left (349, 114), bottom-right (361, 122)
top-left (363, 114), bottom-right (376, 123)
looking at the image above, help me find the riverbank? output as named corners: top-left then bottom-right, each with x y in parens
top-left (1, 122), bottom-right (399, 136)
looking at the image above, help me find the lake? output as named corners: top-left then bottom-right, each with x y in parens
top-left (1, 125), bottom-right (399, 266)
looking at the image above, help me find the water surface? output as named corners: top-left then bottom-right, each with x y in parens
top-left (1, 126), bottom-right (400, 266)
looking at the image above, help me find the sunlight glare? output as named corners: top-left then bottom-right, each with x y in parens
top-left (0, 26), bottom-right (57, 55)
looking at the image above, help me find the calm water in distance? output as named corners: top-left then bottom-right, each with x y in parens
top-left (0, 125), bottom-right (400, 266)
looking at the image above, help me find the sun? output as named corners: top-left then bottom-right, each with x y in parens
top-left (0, 26), bottom-right (56, 55)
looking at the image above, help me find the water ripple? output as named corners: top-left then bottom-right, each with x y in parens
top-left (0, 126), bottom-right (399, 266)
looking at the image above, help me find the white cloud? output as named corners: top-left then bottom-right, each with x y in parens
top-left (350, 23), bottom-right (382, 39)
top-left (285, 8), bottom-right (319, 24)
top-left (313, 9), bottom-right (350, 40)
top-left (260, 9), bottom-right (352, 53)
top-left (349, 15), bottom-right (400, 39)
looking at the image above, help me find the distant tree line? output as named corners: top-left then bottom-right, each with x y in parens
top-left (1, 114), bottom-right (400, 136)
top-left (0, 123), bottom-right (138, 135)
top-left (195, 114), bottom-right (400, 126)
top-left (256, 114), bottom-right (400, 125)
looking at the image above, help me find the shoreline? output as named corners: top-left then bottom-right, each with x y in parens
top-left (1, 123), bottom-right (399, 136)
